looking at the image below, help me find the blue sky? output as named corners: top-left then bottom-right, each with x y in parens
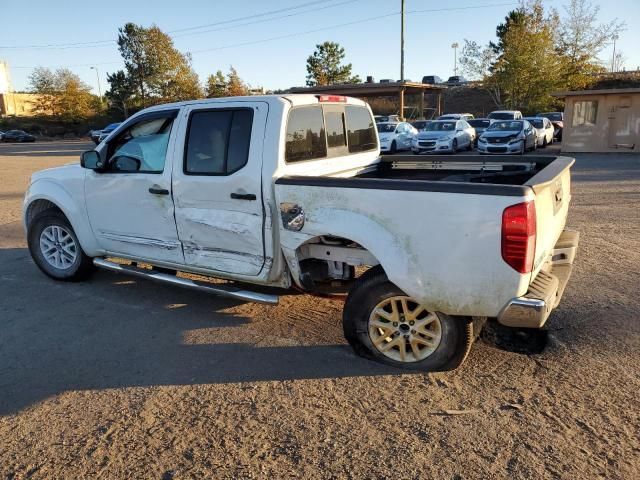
top-left (2, 0), bottom-right (638, 94)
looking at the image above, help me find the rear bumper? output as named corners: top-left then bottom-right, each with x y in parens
top-left (498, 229), bottom-right (579, 328)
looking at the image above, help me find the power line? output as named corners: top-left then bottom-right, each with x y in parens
top-left (0, 0), bottom-right (346, 50)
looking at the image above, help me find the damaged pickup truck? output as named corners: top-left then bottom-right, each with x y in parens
top-left (23, 94), bottom-right (579, 371)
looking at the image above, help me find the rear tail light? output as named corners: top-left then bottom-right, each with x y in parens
top-left (318, 95), bottom-right (347, 103)
top-left (501, 201), bottom-right (536, 273)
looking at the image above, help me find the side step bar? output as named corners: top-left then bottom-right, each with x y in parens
top-left (93, 258), bottom-right (279, 305)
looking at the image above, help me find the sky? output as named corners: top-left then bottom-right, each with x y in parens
top-left (1, 0), bottom-right (639, 94)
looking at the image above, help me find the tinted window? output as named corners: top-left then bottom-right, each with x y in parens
top-left (325, 111), bottom-right (347, 148)
top-left (488, 112), bottom-right (516, 120)
top-left (345, 106), bottom-right (377, 153)
top-left (285, 106), bottom-right (326, 162)
top-left (185, 109), bottom-right (253, 175)
top-left (468, 119), bottom-right (490, 128)
top-left (107, 115), bottom-right (174, 173)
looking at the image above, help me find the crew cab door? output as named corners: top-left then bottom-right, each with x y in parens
top-left (171, 102), bottom-right (267, 276)
top-left (84, 109), bottom-right (184, 263)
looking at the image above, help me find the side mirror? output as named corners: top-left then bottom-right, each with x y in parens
top-left (80, 150), bottom-right (104, 170)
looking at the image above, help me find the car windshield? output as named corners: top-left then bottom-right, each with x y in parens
top-left (527, 118), bottom-right (544, 128)
top-left (425, 122), bottom-right (456, 131)
top-left (488, 112), bottom-right (516, 120)
top-left (539, 113), bottom-right (562, 121)
top-left (377, 123), bottom-right (398, 133)
top-left (487, 121), bottom-right (523, 132)
top-left (104, 123), bottom-right (120, 131)
top-left (468, 120), bottom-right (490, 128)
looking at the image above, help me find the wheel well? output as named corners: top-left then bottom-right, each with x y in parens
top-left (26, 199), bottom-right (64, 227)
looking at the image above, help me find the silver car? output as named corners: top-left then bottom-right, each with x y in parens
top-left (477, 120), bottom-right (537, 155)
top-left (411, 119), bottom-right (475, 154)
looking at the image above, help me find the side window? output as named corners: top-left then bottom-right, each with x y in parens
top-left (184, 109), bottom-right (253, 175)
top-left (345, 106), bottom-right (377, 153)
top-left (325, 111), bottom-right (347, 148)
top-left (285, 106), bottom-right (327, 162)
top-left (107, 115), bottom-right (175, 173)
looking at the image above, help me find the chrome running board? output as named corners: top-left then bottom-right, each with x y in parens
top-left (93, 258), bottom-right (279, 305)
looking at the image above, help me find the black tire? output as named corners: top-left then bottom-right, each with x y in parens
top-left (27, 209), bottom-right (95, 281)
top-left (343, 267), bottom-right (475, 371)
top-left (390, 140), bottom-right (397, 154)
top-left (519, 142), bottom-right (526, 155)
top-left (451, 138), bottom-right (458, 153)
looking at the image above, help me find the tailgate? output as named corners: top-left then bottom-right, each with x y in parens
top-left (526, 156), bottom-right (575, 279)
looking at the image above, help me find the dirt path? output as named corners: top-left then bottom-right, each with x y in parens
top-left (1, 142), bottom-right (638, 479)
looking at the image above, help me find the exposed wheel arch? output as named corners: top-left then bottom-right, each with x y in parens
top-left (26, 199), bottom-right (65, 227)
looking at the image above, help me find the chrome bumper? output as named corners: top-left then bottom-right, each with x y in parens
top-left (498, 229), bottom-right (579, 328)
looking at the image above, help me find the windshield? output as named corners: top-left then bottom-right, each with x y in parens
top-left (539, 112), bottom-right (562, 121)
top-left (488, 112), bottom-right (516, 120)
top-left (468, 120), bottom-right (490, 128)
top-left (527, 118), bottom-right (544, 128)
top-left (425, 122), bottom-right (456, 132)
top-left (377, 123), bottom-right (398, 133)
top-left (487, 121), bottom-right (523, 132)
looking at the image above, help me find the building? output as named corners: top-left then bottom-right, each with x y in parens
top-left (0, 60), bottom-right (44, 117)
top-left (0, 61), bottom-right (11, 94)
top-left (554, 88), bottom-right (640, 153)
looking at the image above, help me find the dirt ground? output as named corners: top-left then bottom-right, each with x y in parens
top-left (1, 141), bottom-right (638, 479)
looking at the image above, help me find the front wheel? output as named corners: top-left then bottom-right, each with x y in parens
top-left (451, 138), bottom-right (458, 153)
top-left (343, 267), bottom-right (476, 371)
top-left (389, 140), bottom-right (397, 154)
top-left (27, 209), bottom-right (95, 281)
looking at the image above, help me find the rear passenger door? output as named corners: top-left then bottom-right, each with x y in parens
top-left (172, 102), bottom-right (268, 277)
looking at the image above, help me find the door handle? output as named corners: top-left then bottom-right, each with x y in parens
top-left (230, 192), bottom-right (257, 201)
top-left (149, 187), bottom-right (169, 195)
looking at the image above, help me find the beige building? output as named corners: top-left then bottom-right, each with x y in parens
top-left (0, 92), bottom-right (41, 116)
top-left (554, 88), bottom-right (639, 153)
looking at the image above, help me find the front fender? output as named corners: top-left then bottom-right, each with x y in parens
top-left (23, 179), bottom-right (101, 255)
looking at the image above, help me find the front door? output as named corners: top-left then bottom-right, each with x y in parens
top-left (172, 101), bottom-right (267, 277)
top-left (85, 109), bottom-right (184, 264)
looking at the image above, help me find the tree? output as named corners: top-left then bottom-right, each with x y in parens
top-left (459, 40), bottom-right (502, 106)
top-left (226, 67), bottom-right (248, 96)
top-left (305, 41), bottom-right (360, 86)
top-left (105, 70), bottom-right (136, 118)
top-left (117, 23), bottom-right (202, 106)
top-left (557, 0), bottom-right (625, 89)
top-left (205, 70), bottom-right (227, 98)
top-left (29, 67), bottom-right (95, 119)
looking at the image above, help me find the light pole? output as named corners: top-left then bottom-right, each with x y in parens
top-left (90, 66), bottom-right (103, 107)
top-left (452, 42), bottom-right (459, 76)
top-left (611, 34), bottom-right (619, 72)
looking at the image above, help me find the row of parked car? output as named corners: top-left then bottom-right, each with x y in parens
top-left (375, 110), bottom-right (564, 155)
top-left (0, 129), bottom-right (36, 142)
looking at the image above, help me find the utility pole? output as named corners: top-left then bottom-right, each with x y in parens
top-left (399, 0), bottom-right (405, 120)
top-left (452, 42), bottom-right (459, 76)
top-left (611, 34), bottom-right (619, 72)
top-left (90, 66), bottom-right (103, 108)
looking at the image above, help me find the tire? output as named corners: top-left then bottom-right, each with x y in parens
top-left (542, 137), bottom-right (547, 148)
top-left (390, 141), bottom-right (397, 154)
top-left (343, 267), bottom-right (476, 371)
top-left (451, 138), bottom-right (458, 153)
top-left (519, 142), bottom-right (525, 155)
top-left (27, 209), bottom-right (95, 281)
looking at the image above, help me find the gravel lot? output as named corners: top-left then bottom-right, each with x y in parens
top-left (1, 141), bottom-right (638, 479)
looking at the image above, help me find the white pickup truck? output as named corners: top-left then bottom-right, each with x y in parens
top-left (23, 94), bottom-right (579, 371)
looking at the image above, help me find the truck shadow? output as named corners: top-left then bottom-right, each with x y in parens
top-left (0, 248), bottom-right (400, 415)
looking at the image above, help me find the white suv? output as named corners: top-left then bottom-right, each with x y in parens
top-left (488, 110), bottom-right (523, 123)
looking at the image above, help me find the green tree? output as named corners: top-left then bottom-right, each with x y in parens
top-left (28, 67), bottom-right (95, 119)
top-left (105, 70), bottom-right (136, 118)
top-left (28, 67), bottom-right (58, 115)
top-left (226, 67), bottom-right (248, 96)
top-left (117, 23), bottom-right (202, 105)
top-left (205, 70), bottom-right (227, 98)
top-left (305, 41), bottom-right (360, 86)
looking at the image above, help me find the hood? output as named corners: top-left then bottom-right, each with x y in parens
top-left (481, 130), bottom-right (520, 139)
top-left (31, 163), bottom-right (83, 183)
top-left (417, 131), bottom-right (454, 140)
top-left (378, 133), bottom-right (395, 142)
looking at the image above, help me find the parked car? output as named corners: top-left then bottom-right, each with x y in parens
top-left (477, 119), bottom-right (537, 155)
top-left (97, 123), bottom-right (121, 144)
top-left (23, 94), bottom-right (579, 371)
top-left (374, 115), bottom-right (401, 123)
top-left (488, 110), bottom-right (523, 123)
top-left (377, 121), bottom-right (417, 153)
top-left (444, 75), bottom-right (468, 86)
top-left (525, 116), bottom-right (554, 147)
top-left (411, 119), bottom-right (475, 154)
top-left (438, 113), bottom-right (474, 121)
top-left (0, 130), bottom-right (4, 141)
top-left (421, 75), bottom-right (443, 84)
top-left (467, 118), bottom-right (491, 145)
top-left (411, 120), bottom-right (432, 132)
top-left (536, 112), bottom-right (564, 141)
top-left (1, 130), bottom-right (36, 142)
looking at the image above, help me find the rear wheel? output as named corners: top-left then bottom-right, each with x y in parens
top-left (542, 136), bottom-right (547, 148)
top-left (343, 267), bottom-right (476, 371)
top-left (27, 210), bottom-right (95, 281)
top-left (390, 141), bottom-right (397, 154)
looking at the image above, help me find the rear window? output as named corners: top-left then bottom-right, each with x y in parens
top-left (345, 106), bottom-right (377, 153)
top-left (285, 106), bottom-right (327, 162)
top-left (468, 119), bottom-right (490, 128)
top-left (325, 111), bottom-right (347, 148)
top-left (488, 112), bottom-right (515, 120)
